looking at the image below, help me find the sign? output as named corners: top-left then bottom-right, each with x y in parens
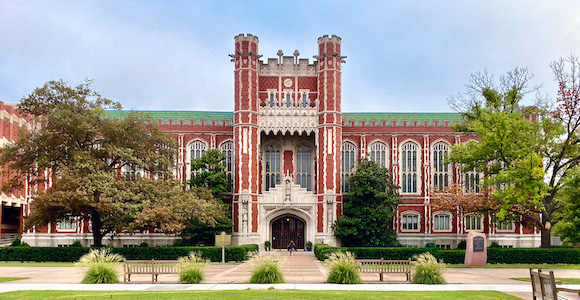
top-left (473, 236), bottom-right (485, 252)
top-left (215, 231), bottom-right (232, 247)
top-left (464, 231), bottom-right (487, 266)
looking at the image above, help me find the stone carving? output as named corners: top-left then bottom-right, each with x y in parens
top-left (258, 106), bottom-right (318, 135)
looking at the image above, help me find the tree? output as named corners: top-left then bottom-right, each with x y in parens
top-left (183, 149), bottom-right (232, 245)
top-left (436, 58), bottom-right (580, 248)
top-left (0, 80), bottom-right (224, 246)
top-left (332, 159), bottom-right (400, 247)
top-left (553, 170), bottom-right (580, 245)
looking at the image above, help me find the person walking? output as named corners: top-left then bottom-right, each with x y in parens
top-left (288, 240), bottom-right (296, 256)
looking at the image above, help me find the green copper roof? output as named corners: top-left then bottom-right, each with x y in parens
top-left (105, 110), bottom-right (462, 126)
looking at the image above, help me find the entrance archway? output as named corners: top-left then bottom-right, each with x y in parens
top-left (271, 215), bottom-right (305, 250)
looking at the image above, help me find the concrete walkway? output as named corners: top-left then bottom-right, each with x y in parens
top-left (1, 251), bottom-right (579, 300)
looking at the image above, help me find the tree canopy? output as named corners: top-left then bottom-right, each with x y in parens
top-left (332, 159), bottom-right (400, 247)
top-left (1, 80), bottom-right (225, 246)
top-left (434, 57), bottom-right (580, 248)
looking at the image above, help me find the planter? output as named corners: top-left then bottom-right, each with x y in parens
top-left (306, 246), bottom-right (312, 251)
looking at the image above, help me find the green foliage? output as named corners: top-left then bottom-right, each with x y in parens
top-left (247, 251), bottom-right (284, 283)
top-left (138, 242), bottom-right (149, 247)
top-left (10, 238), bottom-right (21, 247)
top-left (306, 241), bottom-right (312, 247)
top-left (333, 160), bottom-right (400, 247)
top-left (0, 244), bottom-right (258, 262)
top-left (76, 248), bottom-right (124, 284)
top-left (71, 241), bottom-right (83, 247)
top-left (554, 171), bottom-right (580, 244)
top-left (489, 241), bottom-right (501, 248)
top-left (411, 252), bottom-right (447, 284)
top-left (178, 252), bottom-right (209, 284)
top-left (264, 241), bottom-right (271, 247)
top-left (313, 244), bottom-right (580, 264)
top-left (456, 240), bottom-right (466, 250)
top-left (324, 251), bottom-right (362, 284)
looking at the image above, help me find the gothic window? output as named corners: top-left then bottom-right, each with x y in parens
top-left (296, 145), bottom-right (313, 191)
top-left (464, 170), bottom-right (481, 193)
top-left (189, 140), bottom-right (207, 180)
top-left (341, 142), bottom-right (357, 193)
top-left (57, 216), bottom-right (77, 231)
top-left (264, 144), bottom-right (281, 191)
top-left (464, 213), bottom-right (482, 231)
top-left (432, 142), bottom-right (450, 191)
top-left (368, 141), bottom-right (388, 168)
top-left (302, 92), bottom-right (308, 107)
top-left (220, 141), bottom-right (234, 190)
top-left (401, 212), bottom-right (420, 231)
top-left (286, 93), bottom-right (291, 107)
top-left (269, 93), bottom-right (275, 107)
top-left (401, 142), bottom-right (419, 193)
top-left (433, 212), bottom-right (451, 231)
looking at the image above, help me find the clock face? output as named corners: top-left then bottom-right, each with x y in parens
top-left (283, 78), bottom-right (293, 87)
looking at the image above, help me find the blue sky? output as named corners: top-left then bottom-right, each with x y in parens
top-left (1, 1), bottom-right (579, 112)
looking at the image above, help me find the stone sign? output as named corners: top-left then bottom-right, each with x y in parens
top-left (464, 231), bottom-right (487, 266)
top-left (215, 231), bottom-right (232, 247)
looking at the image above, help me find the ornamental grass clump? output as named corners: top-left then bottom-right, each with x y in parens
top-left (178, 251), bottom-right (209, 284)
top-left (76, 248), bottom-right (124, 284)
top-left (411, 252), bottom-right (447, 284)
top-left (247, 251), bottom-right (284, 283)
top-left (324, 251), bottom-right (361, 284)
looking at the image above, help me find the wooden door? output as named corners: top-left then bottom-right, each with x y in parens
top-left (271, 216), bottom-right (305, 250)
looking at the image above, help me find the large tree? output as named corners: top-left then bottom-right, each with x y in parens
top-left (0, 80), bottom-right (224, 246)
top-left (332, 160), bottom-right (400, 247)
top-left (435, 57), bottom-right (580, 248)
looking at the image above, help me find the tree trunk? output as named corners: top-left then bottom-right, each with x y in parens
top-left (540, 224), bottom-right (551, 248)
top-left (90, 211), bottom-right (104, 247)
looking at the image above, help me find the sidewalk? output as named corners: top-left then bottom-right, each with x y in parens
top-left (1, 251), bottom-right (579, 300)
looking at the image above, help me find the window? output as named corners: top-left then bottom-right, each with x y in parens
top-left (495, 220), bottom-right (514, 231)
top-left (220, 141), bottom-right (234, 190)
top-left (302, 93), bottom-right (308, 107)
top-left (432, 142), bottom-right (450, 191)
top-left (123, 165), bottom-right (143, 181)
top-left (264, 144), bottom-right (281, 191)
top-left (401, 213), bottom-right (419, 231)
top-left (296, 145), bottom-right (313, 191)
top-left (433, 213), bottom-right (451, 231)
top-left (464, 214), bottom-right (482, 231)
top-left (286, 93), bottom-right (291, 107)
top-left (341, 142), bottom-right (357, 193)
top-left (269, 93), bottom-right (275, 107)
top-left (401, 142), bottom-right (419, 193)
top-left (57, 216), bottom-right (77, 231)
top-left (368, 141), bottom-right (388, 168)
top-left (189, 141), bottom-right (207, 179)
top-left (464, 170), bottom-right (481, 193)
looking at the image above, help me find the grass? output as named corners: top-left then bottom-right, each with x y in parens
top-left (0, 277), bottom-right (27, 283)
top-left (0, 262), bottom-right (75, 267)
top-left (411, 252), bottom-right (446, 284)
top-left (0, 290), bottom-right (522, 300)
top-left (447, 264), bottom-right (580, 269)
top-left (512, 277), bottom-right (580, 284)
top-left (247, 251), bottom-right (285, 284)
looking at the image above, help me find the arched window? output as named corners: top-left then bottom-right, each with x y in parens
top-left (220, 141), bottom-right (234, 190)
top-left (368, 141), bottom-right (388, 168)
top-left (264, 144), bottom-right (281, 191)
top-left (296, 145), bottom-right (313, 191)
top-left (433, 212), bottom-right (451, 231)
top-left (464, 170), bottom-right (481, 193)
top-left (401, 142), bottom-right (419, 193)
top-left (432, 142), bottom-right (450, 191)
top-left (401, 212), bottom-right (420, 231)
top-left (341, 142), bottom-right (357, 193)
top-left (464, 213), bottom-right (482, 231)
top-left (189, 140), bottom-right (207, 179)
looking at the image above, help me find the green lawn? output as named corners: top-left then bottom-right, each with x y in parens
top-left (0, 277), bottom-right (27, 283)
top-left (0, 290), bottom-right (521, 300)
top-left (512, 277), bottom-right (580, 284)
top-left (447, 264), bottom-right (580, 269)
top-left (0, 262), bottom-right (75, 267)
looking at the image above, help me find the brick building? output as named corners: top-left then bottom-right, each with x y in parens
top-left (7, 34), bottom-right (540, 248)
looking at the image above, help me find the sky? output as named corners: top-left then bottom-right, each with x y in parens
top-left (1, 1), bottom-right (579, 113)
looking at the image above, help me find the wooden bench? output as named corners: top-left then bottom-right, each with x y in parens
top-left (123, 259), bottom-right (181, 283)
top-left (530, 268), bottom-right (580, 300)
top-left (357, 258), bottom-right (411, 282)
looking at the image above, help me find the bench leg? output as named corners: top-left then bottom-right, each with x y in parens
top-left (379, 273), bottom-right (383, 282)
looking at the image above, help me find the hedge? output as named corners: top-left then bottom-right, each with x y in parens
top-left (0, 244), bottom-right (258, 262)
top-left (314, 244), bottom-right (580, 264)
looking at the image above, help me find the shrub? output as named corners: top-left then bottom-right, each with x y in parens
top-left (411, 252), bottom-right (446, 284)
top-left (456, 240), bottom-right (466, 250)
top-left (71, 241), bottom-right (83, 247)
top-left (20, 242), bottom-right (30, 247)
top-left (247, 251), bottom-right (284, 283)
top-left (324, 251), bottom-right (361, 284)
top-left (489, 241), bottom-right (501, 248)
top-left (11, 238), bottom-right (21, 247)
top-left (76, 248), bottom-right (124, 284)
top-left (138, 242), bottom-right (149, 247)
top-left (178, 252), bottom-right (209, 284)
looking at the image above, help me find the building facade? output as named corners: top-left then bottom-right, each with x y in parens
top-left (7, 34), bottom-right (540, 248)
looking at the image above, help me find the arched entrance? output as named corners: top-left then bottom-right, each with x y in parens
top-left (271, 215), bottom-right (305, 250)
